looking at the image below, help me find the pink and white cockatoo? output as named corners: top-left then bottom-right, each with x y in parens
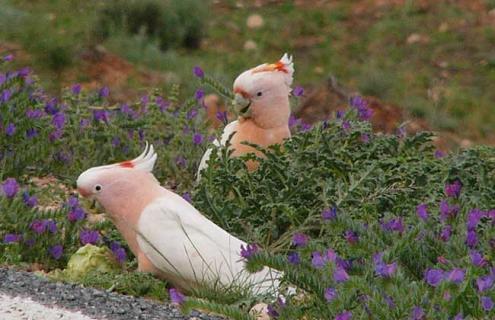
top-left (197, 53), bottom-right (294, 179)
top-left (76, 144), bottom-right (281, 294)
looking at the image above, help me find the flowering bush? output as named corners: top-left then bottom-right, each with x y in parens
top-left (1, 55), bottom-right (495, 319)
top-left (0, 56), bottom-right (212, 269)
top-left (193, 102), bottom-right (495, 318)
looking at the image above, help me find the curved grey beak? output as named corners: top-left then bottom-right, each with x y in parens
top-left (233, 93), bottom-right (252, 117)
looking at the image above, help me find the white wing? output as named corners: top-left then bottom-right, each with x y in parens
top-left (136, 190), bottom-right (280, 294)
top-left (196, 120), bottom-right (239, 182)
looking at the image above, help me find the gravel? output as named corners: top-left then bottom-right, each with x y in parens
top-left (0, 267), bottom-right (224, 320)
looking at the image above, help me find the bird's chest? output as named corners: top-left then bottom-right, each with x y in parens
top-left (230, 121), bottom-right (290, 158)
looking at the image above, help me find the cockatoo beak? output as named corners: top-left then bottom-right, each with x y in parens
top-left (233, 93), bottom-right (252, 118)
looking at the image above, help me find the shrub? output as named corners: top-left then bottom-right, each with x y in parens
top-left (95, 0), bottom-right (207, 50)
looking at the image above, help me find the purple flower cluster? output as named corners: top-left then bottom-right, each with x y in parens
top-left (169, 288), bottom-right (186, 305)
top-left (350, 96), bottom-right (373, 121)
top-left (2, 178), bottom-right (19, 198)
top-left (66, 196), bottom-right (86, 222)
top-left (321, 207), bottom-right (337, 221)
top-left (49, 244), bottom-right (63, 260)
top-left (240, 243), bottom-right (259, 260)
top-left (292, 233), bottom-right (309, 247)
top-left (30, 219), bottom-right (57, 234)
top-left (373, 253), bottom-right (397, 278)
top-left (79, 229), bottom-right (100, 245)
top-left (381, 217), bottom-right (404, 234)
top-left (424, 268), bottom-right (465, 286)
top-left (110, 241), bottom-right (127, 264)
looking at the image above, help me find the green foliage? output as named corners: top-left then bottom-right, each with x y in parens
top-left (49, 269), bottom-right (169, 300)
top-left (95, 0), bottom-right (208, 50)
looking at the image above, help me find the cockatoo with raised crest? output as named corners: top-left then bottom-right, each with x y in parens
top-left (76, 144), bottom-right (281, 294)
top-left (197, 53), bottom-right (293, 179)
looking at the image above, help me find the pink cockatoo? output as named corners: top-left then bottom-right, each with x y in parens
top-left (197, 53), bottom-right (294, 179)
top-left (76, 144), bottom-right (281, 294)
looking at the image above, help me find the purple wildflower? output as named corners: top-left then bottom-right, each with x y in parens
top-left (3, 54), bottom-right (14, 62)
top-left (46, 220), bottom-right (57, 233)
top-left (440, 225), bottom-right (452, 242)
top-left (467, 209), bottom-right (484, 231)
top-left (335, 311), bottom-right (352, 320)
top-left (425, 269), bottom-right (444, 287)
top-left (5, 123), bottom-right (16, 136)
top-left (311, 251), bottom-right (326, 268)
top-left (470, 251), bottom-right (487, 267)
top-left (67, 196), bottom-right (79, 209)
top-left (195, 89), bottom-right (205, 101)
top-left (453, 313), bottom-right (463, 320)
top-left (360, 133), bottom-right (370, 143)
top-left (193, 66), bottom-right (204, 78)
top-left (138, 128), bottom-right (145, 141)
top-left (169, 288), bottom-right (185, 305)
top-left (325, 249), bottom-right (337, 262)
top-left (110, 242), bottom-right (127, 263)
top-left (155, 97), bottom-right (170, 112)
top-left (333, 267), bottom-right (349, 283)
top-left (416, 203), bottom-right (429, 221)
top-left (384, 295), bottom-right (395, 309)
top-left (26, 109), bottom-right (43, 119)
top-left (3, 233), bottom-right (21, 244)
top-left (466, 230), bottom-right (478, 248)
top-left (181, 191), bottom-right (192, 202)
top-left (79, 118), bottom-right (90, 129)
top-left (293, 86), bottom-right (304, 97)
top-left (99, 86), bottom-right (109, 98)
top-left (439, 200), bottom-right (459, 221)
top-left (187, 108), bottom-right (198, 120)
top-left (216, 111), bottom-right (228, 123)
top-left (321, 207), bottom-right (337, 220)
top-left (80, 230), bottom-right (100, 245)
top-left (287, 252), bottom-right (300, 265)
top-left (2, 178), bottom-right (19, 198)
top-left (476, 275), bottom-right (494, 292)
top-left (324, 287), bottom-right (337, 302)
top-left (49, 245), bottom-right (63, 260)
top-left (1, 89), bottom-right (11, 103)
top-left (22, 192), bottom-right (38, 208)
top-left (44, 98), bottom-right (59, 115)
top-left (292, 233), bottom-right (309, 247)
top-left (434, 150), bottom-right (445, 158)
top-left (93, 110), bottom-right (110, 124)
top-left (444, 179), bottom-right (462, 198)
top-left (30, 220), bottom-right (47, 234)
top-left (300, 122), bottom-right (312, 132)
top-left (26, 128), bottom-right (38, 138)
top-left (192, 133), bottom-right (203, 145)
top-left (175, 156), bottom-right (187, 168)
top-left (411, 306), bottom-right (425, 320)
top-left (344, 230), bottom-right (358, 244)
top-left (111, 136), bottom-right (121, 147)
top-left (266, 298), bottom-right (285, 318)
top-left (341, 120), bottom-right (351, 131)
top-left (350, 96), bottom-right (373, 121)
top-left (49, 129), bottom-right (63, 141)
top-left (446, 268), bottom-right (465, 284)
top-left (381, 218), bottom-right (404, 234)
top-left (240, 243), bottom-right (259, 259)
top-left (373, 253), bottom-right (397, 278)
top-left (71, 83), bottom-right (81, 95)
top-left (481, 296), bottom-right (494, 311)
top-left (18, 67), bottom-right (30, 77)
top-left (52, 112), bottom-right (66, 130)
top-left (396, 126), bottom-right (406, 139)
top-left (288, 115), bottom-right (299, 128)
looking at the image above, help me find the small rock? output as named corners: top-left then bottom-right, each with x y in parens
top-left (244, 40), bottom-right (257, 51)
top-left (246, 14), bottom-right (264, 29)
top-left (438, 22), bottom-right (449, 32)
top-left (406, 33), bottom-right (430, 44)
top-left (249, 303), bottom-right (269, 320)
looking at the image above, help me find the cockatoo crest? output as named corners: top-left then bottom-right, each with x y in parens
top-left (117, 142), bottom-right (157, 172)
top-left (78, 143), bottom-right (157, 181)
top-left (251, 53), bottom-right (294, 86)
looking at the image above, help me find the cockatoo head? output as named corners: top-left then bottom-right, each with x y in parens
top-left (233, 53), bottom-right (294, 129)
top-left (76, 143), bottom-right (159, 211)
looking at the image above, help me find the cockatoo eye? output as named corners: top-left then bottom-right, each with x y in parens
top-left (94, 184), bottom-right (102, 192)
top-left (256, 91), bottom-right (262, 97)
